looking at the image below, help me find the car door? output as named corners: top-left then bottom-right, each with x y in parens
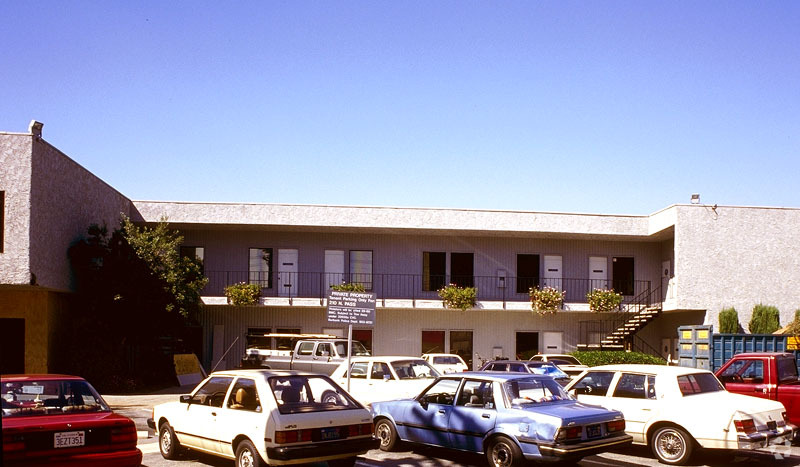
top-left (404, 378), bottom-right (460, 447)
top-left (569, 371), bottom-right (617, 407)
top-left (217, 377), bottom-right (264, 457)
top-left (448, 379), bottom-right (497, 452)
top-left (339, 361), bottom-right (369, 399)
top-left (176, 376), bottom-right (234, 453)
top-left (291, 341), bottom-right (316, 371)
top-left (311, 342), bottom-right (338, 374)
top-left (608, 373), bottom-right (657, 443)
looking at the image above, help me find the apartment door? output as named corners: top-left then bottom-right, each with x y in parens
top-left (450, 253), bottom-right (474, 288)
top-left (612, 257), bottom-right (635, 296)
top-left (0, 318), bottom-right (24, 374)
top-left (324, 250), bottom-right (345, 291)
top-left (542, 255), bottom-right (562, 289)
top-left (422, 330), bottom-right (446, 354)
top-left (449, 331), bottom-right (473, 370)
top-left (516, 332), bottom-right (539, 360)
top-left (589, 256), bottom-right (608, 290)
top-left (278, 249), bottom-right (298, 297)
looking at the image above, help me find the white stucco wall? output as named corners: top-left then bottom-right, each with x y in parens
top-left (0, 133), bottom-right (33, 285)
top-left (674, 204), bottom-right (800, 328)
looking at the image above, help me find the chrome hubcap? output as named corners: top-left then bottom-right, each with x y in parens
top-left (239, 448), bottom-right (254, 467)
top-left (376, 423), bottom-right (391, 447)
top-left (491, 443), bottom-right (512, 466)
top-left (161, 430), bottom-right (171, 452)
top-left (657, 430), bottom-right (684, 460)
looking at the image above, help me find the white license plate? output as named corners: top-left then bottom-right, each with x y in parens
top-left (587, 424), bottom-right (601, 439)
top-left (54, 431), bottom-right (85, 448)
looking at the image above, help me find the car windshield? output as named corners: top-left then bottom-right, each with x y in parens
top-left (549, 356), bottom-right (581, 366)
top-left (269, 375), bottom-right (360, 414)
top-left (433, 356), bottom-right (463, 365)
top-left (391, 360), bottom-right (440, 379)
top-left (2, 379), bottom-right (110, 418)
top-left (677, 373), bottom-right (724, 396)
top-left (503, 377), bottom-right (571, 405)
top-left (335, 341), bottom-right (370, 357)
top-left (526, 363), bottom-right (569, 379)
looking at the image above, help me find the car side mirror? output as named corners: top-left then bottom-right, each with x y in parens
top-left (418, 398), bottom-right (428, 410)
top-left (180, 395), bottom-right (192, 404)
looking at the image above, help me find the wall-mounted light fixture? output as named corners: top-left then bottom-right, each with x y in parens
top-left (690, 194), bottom-right (700, 204)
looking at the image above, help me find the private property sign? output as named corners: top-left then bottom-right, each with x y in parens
top-left (326, 291), bottom-right (376, 326)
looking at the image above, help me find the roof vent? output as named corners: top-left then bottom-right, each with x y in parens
top-left (28, 120), bottom-right (43, 138)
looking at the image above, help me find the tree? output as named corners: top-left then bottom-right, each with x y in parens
top-left (748, 304), bottom-right (781, 334)
top-left (718, 307), bottom-right (741, 333)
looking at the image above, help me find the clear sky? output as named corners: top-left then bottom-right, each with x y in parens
top-left (2, 1), bottom-right (798, 215)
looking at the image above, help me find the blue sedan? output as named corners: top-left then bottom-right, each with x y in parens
top-left (371, 372), bottom-right (632, 466)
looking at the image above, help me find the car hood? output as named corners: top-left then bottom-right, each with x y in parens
top-left (518, 400), bottom-right (622, 424)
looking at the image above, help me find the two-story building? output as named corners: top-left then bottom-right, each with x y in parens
top-left (3, 121), bottom-right (800, 373)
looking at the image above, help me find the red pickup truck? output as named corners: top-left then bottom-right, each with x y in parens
top-left (715, 352), bottom-right (800, 426)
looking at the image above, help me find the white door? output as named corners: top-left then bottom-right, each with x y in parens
top-left (589, 256), bottom-right (608, 290)
top-left (325, 250), bottom-right (345, 291)
top-left (542, 331), bottom-right (563, 354)
top-left (278, 249), bottom-right (298, 297)
top-left (542, 255), bottom-right (563, 289)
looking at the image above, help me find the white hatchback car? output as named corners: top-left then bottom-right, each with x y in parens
top-left (149, 369), bottom-right (378, 467)
top-left (330, 356), bottom-right (440, 405)
top-left (565, 364), bottom-right (795, 465)
top-left (422, 353), bottom-right (469, 374)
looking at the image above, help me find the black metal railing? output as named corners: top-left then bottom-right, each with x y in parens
top-left (204, 271), bottom-right (652, 304)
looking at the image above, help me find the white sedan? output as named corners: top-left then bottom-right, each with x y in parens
top-left (330, 356), bottom-right (440, 405)
top-left (148, 369), bottom-right (378, 467)
top-left (422, 353), bottom-right (468, 374)
top-left (565, 364), bottom-right (795, 465)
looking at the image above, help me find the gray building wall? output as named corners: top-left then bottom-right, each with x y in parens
top-left (674, 204), bottom-right (800, 328)
top-left (0, 133), bottom-right (34, 285)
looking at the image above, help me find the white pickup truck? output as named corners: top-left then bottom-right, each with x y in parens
top-left (240, 334), bottom-right (371, 375)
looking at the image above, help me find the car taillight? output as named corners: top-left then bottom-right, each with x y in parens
top-left (783, 412), bottom-right (790, 423)
top-left (274, 428), bottom-right (313, 444)
top-left (3, 434), bottom-right (25, 452)
top-left (348, 423), bottom-right (374, 437)
top-left (111, 424), bottom-right (138, 444)
top-left (556, 426), bottom-right (582, 441)
top-left (606, 419), bottom-right (625, 433)
top-left (735, 419), bottom-right (756, 434)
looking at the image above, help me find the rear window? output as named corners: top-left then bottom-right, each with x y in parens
top-left (2, 379), bottom-right (110, 418)
top-left (434, 356), bottom-right (463, 365)
top-left (269, 375), bottom-right (360, 414)
top-left (776, 356), bottom-right (799, 384)
top-left (677, 373), bottom-right (724, 396)
top-left (550, 356), bottom-right (581, 366)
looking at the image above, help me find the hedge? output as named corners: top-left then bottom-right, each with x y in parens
top-left (570, 351), bottom-right (667, 367)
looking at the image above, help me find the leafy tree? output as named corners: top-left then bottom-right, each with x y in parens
top-left (748, 304), bottom-right (781, 334)
top-left (718, 307), bottom-right (741, 333)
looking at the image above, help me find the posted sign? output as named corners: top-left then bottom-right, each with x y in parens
top-left (327, 291), bottom-right (376, 326)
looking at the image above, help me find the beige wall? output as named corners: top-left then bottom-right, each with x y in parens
top-left (0, 133), bottom-right (33, 285)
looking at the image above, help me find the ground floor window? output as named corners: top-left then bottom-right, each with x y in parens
top-left (450, 330), bottom-right (473, 370)
top-left (422, 330), bottom-right (445, 354)
top-left (276, 328), bottom-right (301, 350)
top-left (352, 329), bottom-right (373, 353)
top-left (515, 331), bottom-right (539, 360)
top-left (0, 318), bottom-right (24, 374)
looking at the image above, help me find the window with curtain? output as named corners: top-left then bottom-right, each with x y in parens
top-left (249, 248), bottom-right (272, 288)
top-left (349, 250), bottom-right (372, 290)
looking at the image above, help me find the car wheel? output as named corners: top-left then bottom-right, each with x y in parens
top-left (327, 457), bottom-right (357, 467)
top-left (158, 421), bottom-right (182, 460)
top-left (321, 390), bottom-right (341, 405)
top-left (375, 418), bottom-right (399, 451)
top-left (486, 435), bottom-right (523, 467)
top-left (651, 425), bottom-right (694, 465)
top-left (235, 439), bottom-right (265, 467)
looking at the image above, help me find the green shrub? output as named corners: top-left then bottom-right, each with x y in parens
top-left (224, 282), bottom-right (261, 306)
top-left (718, 307), bottom-right (741, 333)
top-left (530, 286), bottom-right (565, 315)
top-left (785, 309), bottom-right (800, 338)
top-left (570, 351), bottom-right (667, 367)
top-left (438, 284), bottom-right (477, 311)
top-left (748, 304), bottom-right (781, 334)
top-left (331, 282), bottom-right (366, 292)
top-left (586, 288), bottom-right (623, 312)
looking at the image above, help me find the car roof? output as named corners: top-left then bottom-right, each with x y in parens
top-left (208, 369), bottom-right (322, 378)
top-left (450, 372), bottom-right (552, 382)
top-left (481, 360), bottom-right (540, 366)
top-left (346, 356), bottom-right (427, 362)
top-left (731, 352), bottom-right (793, 358)
top-left (1, 374), bottom-right (85, 381)
top-left (585, 364), bottom-right (711, 375)
top-left (423, 353), bottom-right (461, 357)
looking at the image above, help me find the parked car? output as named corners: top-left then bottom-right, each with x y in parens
top-left (1, 374), bottom-right (142, 466)
top-left (528, 354), bottom-right (588, 377)
top-left (371, 372), bottom-right (631, 466)
top-left (479, 360), bottom-right (572, 386)
top-left (241, 333), bottom-right (370, 374)
top-left (422, 353), bottom-right (469, 373)
top-left (716, 352), bottom-right (800, 426)
top-left (565, 364), bottom-right (795, 465)
top-left (148, 369), bottom-right (378, 467)
top-left (330, 356), bottom-right (440, 405)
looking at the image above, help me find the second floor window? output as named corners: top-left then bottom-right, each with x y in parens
top-left (249, 248), bottom-right (273, 288)
top-left (180, 246), bottom-right (204, 273)
top-left (349, 250), bottom-right (372, 290)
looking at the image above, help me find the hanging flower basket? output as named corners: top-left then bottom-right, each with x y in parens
top-left (438, 284), bottom-right (477, 311)
top-left (529, 286), bottom-right (565, 315)
top-left (586, 288), bottom-right (623, 312)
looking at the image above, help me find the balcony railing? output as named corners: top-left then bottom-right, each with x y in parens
top-left (204, 271), bottom-right (652, 304)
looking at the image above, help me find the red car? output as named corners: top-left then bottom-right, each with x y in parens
top-left (2, 374), bottom-right (142, 466)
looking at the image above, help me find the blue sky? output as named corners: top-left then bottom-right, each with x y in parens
top-left (2, 1), bottom-right (798, 215)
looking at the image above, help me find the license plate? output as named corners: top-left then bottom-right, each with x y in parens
top-left (54, 431), bottom-right (85, 448)
top-left (321, 427), bottom-right (341, 441)
top-left (768, 421), bottom-right (777, 431)
top-left (586, 424), bottom-right (601, 439)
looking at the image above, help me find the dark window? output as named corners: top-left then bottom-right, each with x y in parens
top-left (180, 246), bottom-right (204, 261)
top-left (450, 253), bottom-right (474, 288)
top-left (422, 330), bottom-right (445, 354)
top-left (777, 356), bottom-right (799, 383)
top-left (423, 252), bottom-right (446, 291)
top-left (0, 318), bottom-right (24, 373)
top-left (245, 328), bottom-right (272, 349)
top-left (516, 332), bottom-right (539, 360)
top-left (516, 254), bottom-right (540, 293)
top-left (276, 328), bottom-right (301, 350)
top-left (191, 376), bottom-right (233, 407)
top-left (352, 329), bottom-right (373, 353)
top-left (0, 191), bottom-right (4, 253)
top-left (572, 371), bottom-right (616, 396)
top-left (227, 378), bottom-right (261, 412)
top-left (450, 330), bottom-right (473, 370)
top-left (249, 248), bottom-right (273, 288)
top-left (612, 257), bottom-right (635, 295)
top-left (676, 373), bottom-right (724, 396)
